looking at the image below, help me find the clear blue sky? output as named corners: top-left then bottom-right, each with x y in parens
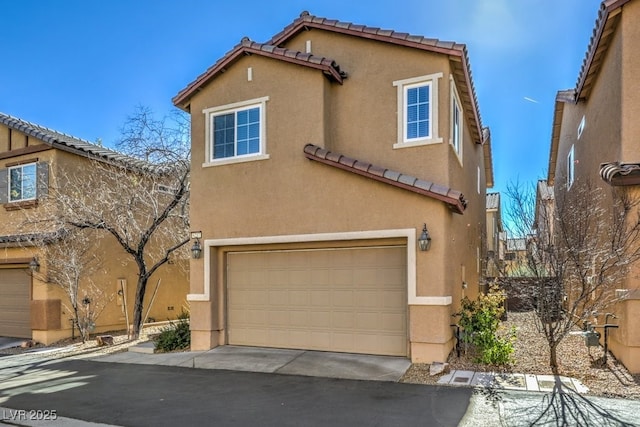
top-left (0, 0), bottom-right (601, 196)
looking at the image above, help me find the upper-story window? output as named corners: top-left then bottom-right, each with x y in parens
top-left (393, 73), bottom-right (443, 149)
top-left (567, 145), bottom-right (575, 188)
top-left (203, 96), bottom-right (269, 166)
top-left (0, 160), bottom-right (48, 206)
top-left (9, 163), bottom-right (37, 202)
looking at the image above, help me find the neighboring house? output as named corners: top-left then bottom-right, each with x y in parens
top-left (485, 192), bottom-right (504, 278)
top-left (546, 0), bottom-right (640, 372)
top-left (0, 113), bottom-right (189, 344)
top-left (504, 238), bottom-right (529, 277)
top-left (174, 12), bottom-right (494, 363)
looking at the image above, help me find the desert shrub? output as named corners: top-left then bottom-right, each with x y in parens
top-left (154, 310), bottom-right (190, 352)
top-left (454, 285), bottom-right (515, 365)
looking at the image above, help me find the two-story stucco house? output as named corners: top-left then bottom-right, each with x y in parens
top-left (0, 113), bottom-right (189, 344)
top-left (546, 0), bottom-right (640, 372)
top-left (174, 12), bottom-right (493, 363)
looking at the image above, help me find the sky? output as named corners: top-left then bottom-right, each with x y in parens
top-left (0, 0), bottom-right (602, 198)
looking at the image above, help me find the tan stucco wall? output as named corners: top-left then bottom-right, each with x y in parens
top-left (187, 28), bottom-right (488, 362)
top-left (621, 0), bottom-right (640, 162)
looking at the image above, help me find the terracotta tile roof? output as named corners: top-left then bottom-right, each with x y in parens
top-left (576, 0), bottom-right (631, 100)
top-left (269, 11), bottom-right (485, 146)
top-left (269, 11), bottom-right (465, 53)
top-left (0, 112), bottom-right (158, 172)
top-left (0, 230), bottom-right (64, 247)
top-left (173, 37), bottom-right (346, 107)
top-left (486, 192), bottom-right (500, 210)
top-left (303, 143), bottom-right (467, 214)
top-left (537, 180), bottom-right (554, 200)
top-left (600, 161), bottom-right (640, 186)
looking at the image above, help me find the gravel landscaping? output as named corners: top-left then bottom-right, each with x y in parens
top-left (0, 326), bottom-right (164, 358)
top-left (401, 311), bottom-right (640, 400)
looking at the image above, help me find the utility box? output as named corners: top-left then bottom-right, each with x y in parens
top-left (584, 330), bottom-right (601, 347)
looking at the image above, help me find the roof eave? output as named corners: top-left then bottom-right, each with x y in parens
top-left (303, 144), bottom-right (466, 214)
top-left (575, 0), bottom-right (630, 100)
top-left (172, 41), bottom-right (344, 108)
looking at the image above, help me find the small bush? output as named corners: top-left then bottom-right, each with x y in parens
top-left (454, 285), bottom-right (515, 365)
top-left (154, 310), bottom-right (190, 352)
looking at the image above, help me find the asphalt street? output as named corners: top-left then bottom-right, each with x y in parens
top-left (1, 359), bottom-right (472, 426)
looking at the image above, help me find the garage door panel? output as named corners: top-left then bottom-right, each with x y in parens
top-left (0, 269), bottom-right (31, 338)
top-left (311, 290), bottom-right (331, 306)
top-left (227, 247), bottom-right (406, 356)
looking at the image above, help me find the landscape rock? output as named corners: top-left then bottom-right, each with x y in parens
top-left (96, 335), bottom-right (115, 346)
top-left (429, 362), bottom-right (450, 376)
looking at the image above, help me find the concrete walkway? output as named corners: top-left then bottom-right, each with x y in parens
top-left (437, 369), bottom-right (589, 393)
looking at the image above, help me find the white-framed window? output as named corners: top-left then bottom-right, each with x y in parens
top-left (203, 96), bottom-right (269, 166)
top-left (567, 145), bottom-right (575, 188)
top-left (393, 73), bottom-right (443, 149)
top-left (577, 115), bottom-right (585, 139)
top-left (477, 166), bottom-right (481, 194)
top-left (8, 163), bottom-right (37, 202)
top-left (450, 76), bottom-right (463, 162)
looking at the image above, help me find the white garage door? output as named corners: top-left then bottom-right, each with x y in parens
top-left (227, 246), bottom-right (407, 356)
top-left (0, 269), bottom-right (31, 338)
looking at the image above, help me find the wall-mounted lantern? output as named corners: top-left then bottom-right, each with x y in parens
top-left (29, 257), bottom-right (40, 273)
top-left (190, 231), bottom-right (203, 259)
top-left (418, 224), bottom-right (432, 252)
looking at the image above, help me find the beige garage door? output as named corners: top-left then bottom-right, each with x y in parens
top-left (227, 246), bottom-right (407, 356)
top-left (0, 269), bottom-right (31, 338)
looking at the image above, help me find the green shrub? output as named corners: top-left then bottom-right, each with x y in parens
top-left (454, 285), bottom-right (515, 365)
top-left (154, 310), bottom-right (190, 352)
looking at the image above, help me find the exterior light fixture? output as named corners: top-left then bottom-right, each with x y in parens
top-left (191, 239), bottom-right (202, 259)
top-left (190, 231), bottom-right (203, 259)
top-left (29, 257), bottom-right (40, 273)
top-left (418, 224), bottom-right (432, 252)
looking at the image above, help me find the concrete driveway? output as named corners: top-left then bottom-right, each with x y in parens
top-left (0, 337), bottom-right (24, 351)
top-left (93, 345), bottom-right (413, 382)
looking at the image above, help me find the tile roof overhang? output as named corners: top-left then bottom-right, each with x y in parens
top-left (576, 0), bottom-right (631, 101)
top-left (303, 143), bottom-right (467, 214)
top-left (0, 113), bottom-right (160, 172)
top-left (600, 161), bottom-right (640, 185)
top-left (267, 12), bottom-right (485, 148)
top-left (173, 37), bottom-right (346, 109)
top-left (486, 192), bottom-right (500, 210)
top-left (0, 230), bottom-right (64, 248)
top-left (546, 89), bottom-right (576, 185)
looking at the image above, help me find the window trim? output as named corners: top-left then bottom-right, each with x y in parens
top-left (567, 145), bottom-right (575, 189)
top-left (8, 162), bottom-right (37, 203)
top-left (203, 96), bottom-right (270, 167)
top-left (393, 73), bottom-right (443, 149)
top-left (450, 76), bottom-right (463, 165)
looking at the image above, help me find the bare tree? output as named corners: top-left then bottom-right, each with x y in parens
top-left (504, 178), bottom-right (640, 372)
top-left (39, 107), bottom-right (190, 338)
top-left (28, 228), bottom-right (113, 342)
